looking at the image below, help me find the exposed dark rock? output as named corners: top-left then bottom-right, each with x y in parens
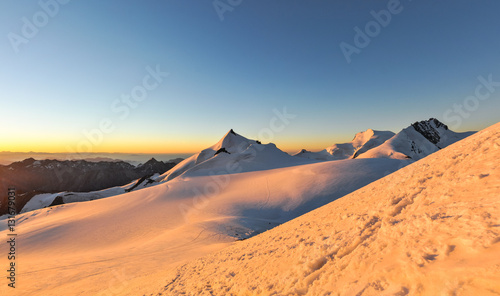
top-left (0, 190), bottom-right (44, 216)
top-left (136, 158), bottom-right (176, 176)
top-left (352, 151), bottom-right (360, 159)
top-left (21, 158), bottom-right (37, 166)
top-left (410, 140), bottom-right (423, 154)
top-left (214, 147), bottom-right (230, 155)
top-left (125, 174), bottom-right (153, 192)
top-left (49, 195), bottom-right (64, 207)
top-left (411, 118), bottom-right (448, 145)
top-left (0, 158), bottom-right (180, 215)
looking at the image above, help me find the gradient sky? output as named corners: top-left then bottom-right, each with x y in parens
top-left (1, 0), bottom-right (499, 154)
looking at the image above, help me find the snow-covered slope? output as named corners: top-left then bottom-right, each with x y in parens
top-left (158, 122), bottom-right (499, 296)
top-left (359, 118), bottom-right (474, 160)
top-left (15, 121), bottom-right (469, 215)
top-left (295, 129), bottom-right (395, 161)
top-left (159, 129), bottom-right (315, 182)
top-left (19, 174), bottom-right (160, 213)
top-left (12, 130), bottom-right (312, 216)
top-left (0, 153), bottom-right (408, 295)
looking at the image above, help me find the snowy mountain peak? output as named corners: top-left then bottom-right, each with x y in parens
top-left (351, 128), bottom-right (375, 142)
top-left (211, 129), bottom-right (255, 154)
top-left (158, 129), bottom-right (314, 182)
top-left (358, 118), bottom-right (475, 160)
top-left (411, 118), bottom-right (448, 145)
top-left (296, 129), bottom-right (395, 161)
top-left (295, 118), bottom-right (474, 162)
top-left (296, 149), bottom-right (309, 154)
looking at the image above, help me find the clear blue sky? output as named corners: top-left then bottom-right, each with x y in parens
top-left (1, 0), bottom-right (499, 153)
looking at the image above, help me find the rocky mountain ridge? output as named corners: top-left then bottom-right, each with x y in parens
top-left (0, 158), bottom-right (178, 215)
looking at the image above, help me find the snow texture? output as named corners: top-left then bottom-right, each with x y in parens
top-left (157, 122), bottom-right (499, 296)
top-left (0, 145), bottom-right (408, 295)
top-left (0, 122), bottom-right (494, 296)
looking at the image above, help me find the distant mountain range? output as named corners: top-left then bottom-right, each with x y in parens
top-left (1, 118), bottom-right (475, 216)
top-left (295, 118), bottom-right (475, 161)
top-left (162, 119), bottom-right (473, 186)
top-left (1, 118), bottom-right (491, 295)
top-left (0, 158), bottom-right (180, 215)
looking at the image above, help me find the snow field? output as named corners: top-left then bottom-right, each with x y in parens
top-left (0, 156), bottom-right (407, 295)
top-left (157, 122), bottom-right (499, 296)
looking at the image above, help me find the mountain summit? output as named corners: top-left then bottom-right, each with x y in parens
top-left (359, 118), bottom-right (475, 160)
top-left (158, 129), bottom-right (314, 182)
top-left (295, 129), bottom-right (395, 161)
top-left (411, 118), bottom-right (450, 146)
top-left (296, 118), bottom-right (474, 161)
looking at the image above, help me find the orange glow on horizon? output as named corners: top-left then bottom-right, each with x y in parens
top-left (3, 141), bottom-right (329, 155)
top-left (2, 133), bottom-right (349, 155)
top-left (3, 140), bottom-right (201, 154)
